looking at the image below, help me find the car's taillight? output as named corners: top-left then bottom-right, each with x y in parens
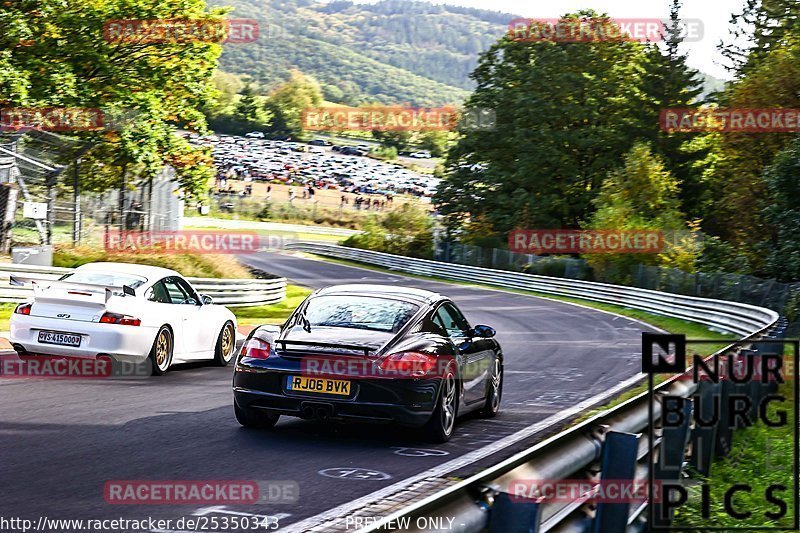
top-left (99, 312), bottom-right (141, 326)
top-left (380, 352), bottom-right (437, 377)
top-left (242, 337), bottom-right (270, 359)
top-left (14, 303), bottom-right (31, 315)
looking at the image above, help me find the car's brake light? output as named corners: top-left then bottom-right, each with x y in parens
top-left (243, 337), bottom-right (270, 359)
top-left (380, 352), bottom-right (437, 377)
top-left (14, 303), bottom-right (31, 315)
top-left (99, 312), bottom-right (141, 326)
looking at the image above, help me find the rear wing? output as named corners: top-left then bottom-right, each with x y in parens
top-left (274, 340), bottom-right (375, 357)
top-left (10, 275), bottom-right (136, 302)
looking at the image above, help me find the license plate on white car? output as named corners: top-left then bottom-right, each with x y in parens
top-left (37, 330), bottom-right (82, 347)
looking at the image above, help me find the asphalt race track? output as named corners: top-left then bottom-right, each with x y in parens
top-left (0, 251), bottom-right (656, 532)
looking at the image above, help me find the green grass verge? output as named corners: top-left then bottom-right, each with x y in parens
top-left (675, 380), bottom-right (796, 529)
top-left (232, 285), bottom-right (313, 326)
top-left (0, 302), bottom-right (17, 331)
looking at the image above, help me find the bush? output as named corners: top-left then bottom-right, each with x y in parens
top-left (342, 203), bottom-right (434, 259)
top-left (54, 247), bottom-right (252, 279)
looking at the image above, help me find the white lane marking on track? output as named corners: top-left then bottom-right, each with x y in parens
top-left (319, 468), bottom-right (392, 480)
top-left (391, 447), bottom-right (449, 457)
top-left (280, 369), bottom-right (648, 533)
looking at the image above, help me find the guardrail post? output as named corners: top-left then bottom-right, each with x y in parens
top-left (490, 492), bottom-right (541, 533)
top-left (689, 381), bottom-right (720, 477)
top-left (714, 380), bottom-right (734, 457)
top-left (592, 431), bottom-right (640, 533)
top-left (653, 394), bottom-right (692, 528)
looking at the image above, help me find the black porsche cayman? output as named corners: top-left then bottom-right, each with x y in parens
top-left (232, 284), bottom-right (503, 442)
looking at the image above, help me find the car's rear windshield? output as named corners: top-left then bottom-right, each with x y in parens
top-left (303, 295), bottom-right (420, 333)
top-left (59, 272), bottom-right (146, 289)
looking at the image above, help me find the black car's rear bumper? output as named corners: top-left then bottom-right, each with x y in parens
top-left (233, 367), bottom-right (441, 427)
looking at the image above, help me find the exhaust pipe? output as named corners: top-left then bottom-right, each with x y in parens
top-left (316, 408), bottom-right (330, 421)
top-left (301, 406), bottom-right (315, 419)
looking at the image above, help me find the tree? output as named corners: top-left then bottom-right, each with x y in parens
top-left (583, 142), bottom-right (699, 282)
top-left (0, 0), bottom-right (225, 198)
top-left (639, 0), bottom-right (706, 220)
top-left (418, 131), bottom-right (449, 157)
top-left (763, 136), bottom-right (800, 281)
top-left (342, 203), bottom-right (434, 259)
top-left (436, 11), bottom-right (656, 238)
top-left (371, 130), bottom-right (411, 150)
top-left (265, 70), bottom-right (323, 140)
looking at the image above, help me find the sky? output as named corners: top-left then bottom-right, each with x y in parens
top-left (354, 0), bottom-right (751, 80)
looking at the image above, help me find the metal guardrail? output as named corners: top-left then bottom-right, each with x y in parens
top-left (284, 243), bottom-right (778, 336)
top-left (0, 263), bottom-right (286, 307)
top-left (284, 242), bottom-right (785, 532)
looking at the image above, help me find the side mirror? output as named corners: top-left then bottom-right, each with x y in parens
top-left (201, 294), bottom-right (213, 305)
top-left (472, 325), bottom-right (496, 338)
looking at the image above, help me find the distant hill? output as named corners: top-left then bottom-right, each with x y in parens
top-left (213, 0), bottom-right (726, 107)
top-left (211, 0), bottom-right (513, 106)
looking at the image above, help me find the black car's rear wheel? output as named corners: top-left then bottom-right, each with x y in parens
top-left (235, 403), bottom-right (280, 429)
top-left (423, 365), bottom-right (458, 443)
top-left (481, 358), bottom-right (503, 418)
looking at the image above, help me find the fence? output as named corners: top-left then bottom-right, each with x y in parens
top-left (0, 263), bottom-right (286, 307)
top-left (282, 242), bottom-right (787, 532)
top-left (436, 241), bottom-right (798, 315)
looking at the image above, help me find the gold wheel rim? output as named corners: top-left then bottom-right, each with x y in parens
top-left (221, 324), bottom-right (233, 358)
top-left (156, 331), bottom-right (170, 368)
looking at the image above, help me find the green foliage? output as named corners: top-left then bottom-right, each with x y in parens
top-left (264, 70), bottom-right (323, 140)
top-left (0, 0), bottom-right (223, 198)
top-left (54, 247), bottom-right (251, 278)
top-left (763, 136), bottom-right (800, 281)
top-left (436, 12), bottom-right (654, 235)
top-left (211, 0), bottom-right (502, 106)
top-left (675, 382), bottom-right (795, 530)
top-left (372, 130), bottom-right (411, 150)
top-left (583, 143), bottom-right (699, 283)
top-left (342, 203), bottom-right (434, 258)
top-left (417, 131), bottom-right (449, 157)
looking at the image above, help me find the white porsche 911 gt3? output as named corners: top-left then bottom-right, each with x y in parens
top-left (9, 262), bottom-right (238, 375)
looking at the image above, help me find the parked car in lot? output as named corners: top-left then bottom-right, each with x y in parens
top-left (245, 132), bottom-right (265, 139)
top-left (410, 150), bottom-right (432, 159)
top-left (10, 263), bottom-right (238, 375)
top-left (340, 146), bottom-right (367, 156)
top-left (233, 284), bottom-right (503, 442)
top-left (308, 139), bottom-right (332, 146)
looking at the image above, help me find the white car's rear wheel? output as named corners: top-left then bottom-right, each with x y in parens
top-left (214, 321), bottom-right (236, 367)
top-left (149, 326), bottom-right (173, 376)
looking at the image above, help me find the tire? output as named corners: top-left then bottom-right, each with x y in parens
top-left (213, 321), bottom-right (236, 367)
top-left (235, 402), bottom-right (280, 429)
top-left (423, 364), bottom-right (458, 443)
top-left (480, 357), bottom-right (503, 418)
top-left (149, 326), bottom-right (173, 376)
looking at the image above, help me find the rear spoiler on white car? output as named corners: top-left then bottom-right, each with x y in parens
top-left (9, 275), bottom-right (137, 301)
